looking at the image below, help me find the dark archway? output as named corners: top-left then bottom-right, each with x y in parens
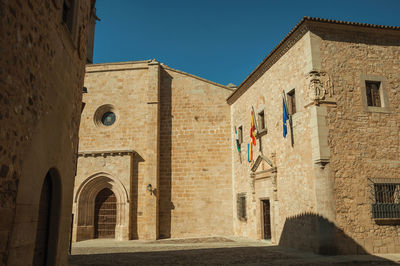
top-left (33, 168), bottom-right (62, 266)
top-left (94, 188), bottom-right (117, 238)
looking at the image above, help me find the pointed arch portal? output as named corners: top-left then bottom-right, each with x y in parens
top-left (74, 172), bottom-right (129, 241)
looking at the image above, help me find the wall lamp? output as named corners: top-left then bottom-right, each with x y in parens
top-left (147, 184), bottom-right (153, 195)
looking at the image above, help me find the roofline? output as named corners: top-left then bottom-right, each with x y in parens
top-left (161, 64), bottom-right (234, 91)
top-left (86, 60), bottom-right (151, 67)
top-left (85, 60), bottom-right (233, 91)
top-left (226, 16), bottom-right (400, 105)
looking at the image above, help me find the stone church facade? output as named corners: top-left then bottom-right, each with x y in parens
top-left (73, 61), bottom-right (234, 242)
top-left (73, 17), bottom-right (400, 255)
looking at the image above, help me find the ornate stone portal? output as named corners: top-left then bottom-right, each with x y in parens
top-left (73, 172), bottom-right (130, 241)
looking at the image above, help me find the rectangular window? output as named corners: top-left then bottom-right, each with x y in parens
top-left (370, 178), bottom-right (400, 219)
top-left (237, 193), bottom-right (247, 221)
top-left (62, 0), bottom-right (75, 33)
top-left (258, 110), bottom-right (265, 130)
top-left (366, 81), bottom-right (381, 107)
top-left (287, 89), bottom-right (296, 115)
top-left (238, 126), bottom-right (243, 144)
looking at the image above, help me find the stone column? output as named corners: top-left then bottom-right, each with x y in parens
top-left (142, 59), bottom-right (160, 239)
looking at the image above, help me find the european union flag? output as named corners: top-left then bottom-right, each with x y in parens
top-left (283, 96), bottom-right (289, 138)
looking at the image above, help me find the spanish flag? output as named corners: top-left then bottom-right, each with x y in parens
top-left (250, 110), bottom-right (256, 146)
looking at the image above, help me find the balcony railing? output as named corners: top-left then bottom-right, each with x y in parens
top-left (368, 178), bottom-right (400, 219)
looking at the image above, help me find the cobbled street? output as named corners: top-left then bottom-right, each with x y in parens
top-left (69, 237), bottom-right (400, 266)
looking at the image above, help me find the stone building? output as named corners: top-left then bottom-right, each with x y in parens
top-left (0, 0), bottom-right (97, 265)
top-left (228, 17), bottom-right (400, 254)
top-left (72, 17), bottom-right (399, 255)
top-left (72, 60), bottom-right (234, 241)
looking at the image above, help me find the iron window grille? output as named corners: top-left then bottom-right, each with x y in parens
top-left (368, 178), bottom-right (400, 219)
top-left (238, 126), bottom-right (243, 144)
top-left (365, 81), bottom-right (381, 107)
top-left (287, 89), bottom-right (296, 115)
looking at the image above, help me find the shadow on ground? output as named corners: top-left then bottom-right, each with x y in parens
top-left (279, 212), bottom-right (377, 255)
top-left (69, 245), bottom-right (398, 266)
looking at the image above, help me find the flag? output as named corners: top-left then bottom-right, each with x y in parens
top-left (248, 143), bottom-right (253, 162)
top-left (283, 96), bottom-right (289, 138)
top-left (234, 126), bottom-right (240, 153)
top-left (250, 110), bottom-right (256, 145)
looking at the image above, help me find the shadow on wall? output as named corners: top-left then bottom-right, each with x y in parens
top-left (130, 153), bottom-right (144, 239)
top-left (279, 212), bottom-right (367, 255)
top-left (159, 68), bottom-right (173, 239)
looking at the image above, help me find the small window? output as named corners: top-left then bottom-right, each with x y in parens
top-left (366, 81), bottom-right (381, 107)
top-left (94, 104), bottom-right (117, 128)
top-left (258, 111), bottom-right (265, 130)
top-left (237, 193), bottom-right (247, 221)
top-left (287, 89), bottom-right (296, 115)
top-left (238, 126), bottom-right (243, 144)
top-left (62, 0), bottom-right (75, 32)
top-left (101, 112), bottom-right (116, 126)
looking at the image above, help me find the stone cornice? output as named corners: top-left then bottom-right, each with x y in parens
top-left (85, 60), bottom-right (151, 73)
top-left (78, 149), bottom-right (135, 157)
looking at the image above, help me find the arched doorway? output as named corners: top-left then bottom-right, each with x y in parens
top-left (33, 169), bottom-right (61, 266)
top-left (74, 173), bottom-right (129, 241)
top-left (94, 188), bottom-right (117, 238)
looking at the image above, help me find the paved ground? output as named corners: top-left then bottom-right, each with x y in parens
top-left (69, 237), bottom-right (400, 265)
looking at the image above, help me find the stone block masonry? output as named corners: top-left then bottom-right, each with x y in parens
top-left (74, 60), bottom-right (234, 242)
top-left (228, 17), bottom-right (400, 254)
top-left (0, 0), bottom-right (97, 265)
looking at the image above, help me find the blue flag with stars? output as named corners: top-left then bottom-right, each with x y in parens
top-left (283, 96), bottom-right (289, 138)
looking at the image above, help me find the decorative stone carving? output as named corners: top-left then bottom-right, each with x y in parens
top-left (307, 71), bottom-right (334, 102)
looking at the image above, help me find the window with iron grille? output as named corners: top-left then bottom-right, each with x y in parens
top-left (238, 126), bottom-right (243, 144)
top-left (287, 89), bottom-right (296, 115)
top-left (366, 81), bottom-right (381, 107)
top-left (369, 178), bottom-right (400, 219)
top-left (237, 193), bottom-right (247, 221)
top-left (258, 110), bottom-right (265, 130)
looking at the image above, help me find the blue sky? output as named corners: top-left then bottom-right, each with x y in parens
top-left (93, 0), bottom-right (399, 86)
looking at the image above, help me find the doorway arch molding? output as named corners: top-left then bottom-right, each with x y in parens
top-left (74, 172), bottom-right (129, 240)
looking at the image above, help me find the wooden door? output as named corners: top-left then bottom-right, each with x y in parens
top-left (94, 188), bottom-right (116, 238)
top-left (262, 200), bottom-right (271, 239)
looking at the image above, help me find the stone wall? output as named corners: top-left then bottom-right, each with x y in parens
top-left (159, 67), bottom-right (234, 238)
top-left (230, 31), bottom-right (318, 248)
top-left (314, 25), bottom-right (400, 254)
top-left (229, 19), bottom-right (400, 255)
top-left (0, 0), bottom-right (94, 265)
top-left (75, 61), bottom-right (234, 241)
top-left (75, 62), bottom-right (153, 240)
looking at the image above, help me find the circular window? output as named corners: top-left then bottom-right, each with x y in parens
top-left (94, 104), bottom-right (117, 128)
top-left (101, 112), bottom-right (116, 126)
